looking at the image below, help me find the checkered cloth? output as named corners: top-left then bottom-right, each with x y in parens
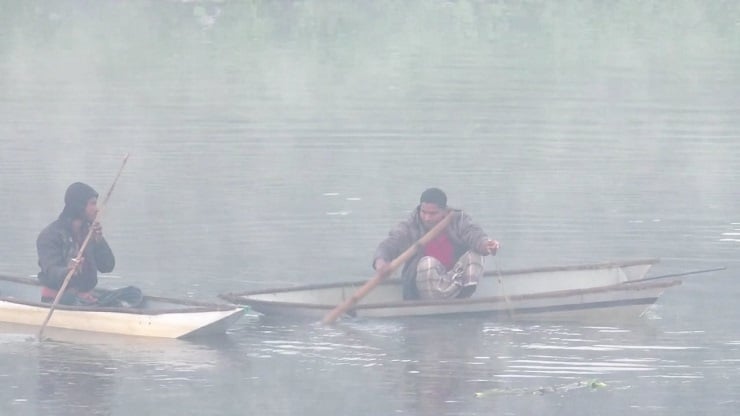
top-left (415, 251), bottom-right (484, 299)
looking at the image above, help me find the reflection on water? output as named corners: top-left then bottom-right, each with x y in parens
top-left (228, 316), bottom-right (739, 415)
top-left (392, 320), bottom-right (489, 416)
top-left (0, 313), bottom-right (738, 415)
top-left (0, 326), bottom-right (249, 416)
top-left (36, 342), bottom-right (116, 416)
top-left (0, 336), bottom-right (116, 416)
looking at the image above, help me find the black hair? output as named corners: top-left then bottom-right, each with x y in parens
top-left (419, 187), bottom-right (447, 208)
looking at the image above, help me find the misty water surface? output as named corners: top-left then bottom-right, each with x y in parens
top-left (1, 1), bottom-right (738, 415)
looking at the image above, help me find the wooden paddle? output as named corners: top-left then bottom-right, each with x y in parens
top-left (322, 210), bottom-right (457, 325)
top-left (37, 154), bottom-right (130, 340)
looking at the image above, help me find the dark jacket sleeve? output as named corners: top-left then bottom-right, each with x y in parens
top-left (36, 228), bottom-right (71, 289)
top-left (454, 211), bottom-right (489, 254)
top-left (94, 238), bottom-right (115, 273)
top-left (373, 218), bottom-right (415, 268)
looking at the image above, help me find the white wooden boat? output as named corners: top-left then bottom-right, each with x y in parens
top-left (0, 274), bottom-right (245, 339)
top-left (219, 258), bottom-right (696, 321)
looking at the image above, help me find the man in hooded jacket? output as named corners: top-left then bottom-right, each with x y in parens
top-left (36, 182), bottom-right (115, 305)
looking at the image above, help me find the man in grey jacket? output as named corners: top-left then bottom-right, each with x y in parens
top-left (36, 182), bottom-right (115, 304)
top-left (373, 188), bottom-right (500, 300)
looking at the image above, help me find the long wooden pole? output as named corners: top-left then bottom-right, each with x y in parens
top-left (620, 266), bottom-right (726, 285)
top-left (322, 210), bottom-right (457, 325)
top-left (38, 154), bottom-right (129, 340)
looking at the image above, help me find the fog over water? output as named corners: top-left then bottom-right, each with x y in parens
top-left (1, 1), bottom-right (738, 415)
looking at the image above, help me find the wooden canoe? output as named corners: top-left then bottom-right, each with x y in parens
top-left (219, 258), bottom-right (682, 321)
top-left (0, 274), bottom-right (245, 339)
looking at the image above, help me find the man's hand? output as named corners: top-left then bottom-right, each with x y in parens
top-left (92, 222), bottom-right (103, 242)
top-left (68, 257), bottom-right (85, 275)
top-left (374, 258), bottom-right (392, 276)
top-left (479, 239), bottom-right (500, 256)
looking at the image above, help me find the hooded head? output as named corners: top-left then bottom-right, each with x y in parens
top-left (60, 182), bottom-right (99, 221)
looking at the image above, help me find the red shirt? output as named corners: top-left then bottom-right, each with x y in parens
top-left (424, 232), bottom-right (455, 270)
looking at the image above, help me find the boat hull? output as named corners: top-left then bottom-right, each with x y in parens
top-left (220, 258), bottom-right (679, 321)
top-left (0, 275), bottom-right (245, 339)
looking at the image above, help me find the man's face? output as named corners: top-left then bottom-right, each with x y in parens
top-left (419, 202), bottom-right (446, 230)
top-left (85, 197), bottom-right (99, 222)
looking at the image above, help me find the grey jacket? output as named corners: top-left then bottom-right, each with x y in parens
top-left (36, 217), bottom-right (115, 292)
top-left (373, 207), bottom-right (489, 299)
